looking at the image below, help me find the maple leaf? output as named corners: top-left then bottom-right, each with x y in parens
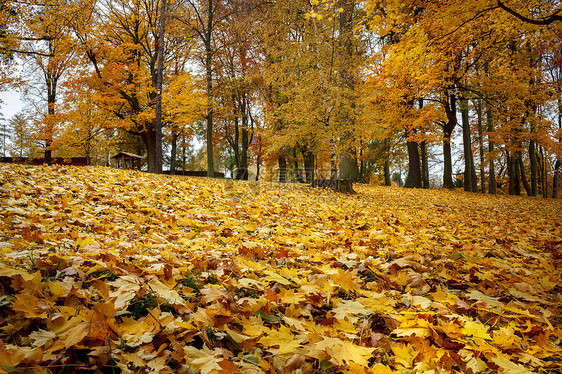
top-left (259, 325), bottom-right (306, 354)
top-left (109, 275), bottom-right (141, 310)
top-left (311, 337), bottom-right (376, 367)
top-left (492, 355), bottom-right (535, 374)
top-left (332, 300), bottom-right (371, 323)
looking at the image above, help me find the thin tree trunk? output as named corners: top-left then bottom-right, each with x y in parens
top-left (461, 98), bottom-right (477, 192)
top-left (170, 130), bottom-right (178, 173)
top-left (205, 24), bottom-right (214, 177)
top-left (487, 104), bottom-right (496, 194)
top-left (553, 159), bottom-right (561, 198)
top-left (239, 97), bottom-right (249, 180)
top-left (529, 141), bottom-right (538, 197)
top-left (330, 139), bottom-right (338, 180)
top-left (384, 138), bottom-right (391, 186)
top-left (476, 99), bottom-right (485, 193)
top-left (182, 133), bottom-right (186, 171)
top-left (153, 0), bottom-right (166, 174)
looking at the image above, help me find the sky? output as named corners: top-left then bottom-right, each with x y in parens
top-left (0, 90), bottom-right (22, 121)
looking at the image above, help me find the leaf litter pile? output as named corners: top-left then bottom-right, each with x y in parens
top-left (0, 164), bottom-right (561, 374)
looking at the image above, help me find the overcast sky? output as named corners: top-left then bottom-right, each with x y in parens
top-left (0, 90), bottom-right (22, 120)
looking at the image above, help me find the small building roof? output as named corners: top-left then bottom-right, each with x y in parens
top-left (112, 152), bottom-right (145, 159)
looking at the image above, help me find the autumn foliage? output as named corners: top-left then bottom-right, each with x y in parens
top-left (0, 164), bottom-right (560, 373)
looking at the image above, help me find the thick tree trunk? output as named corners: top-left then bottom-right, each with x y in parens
top-left (509, 151), bottom-right (521, 195)
top-left (487, 105), bottom-right (497, 194)
top-left (278, 156), bottom-right (286, 183)
top-left (518, 153), bottom-right (532, 196)
top-left (304, 151), bottom-right (315, 184)
top-left (404, 137), bottom-right (422, 188)
top-left (336, 0), bottom-right (358, 188)
top-left (142, 130), bottom-right (157, 173)
top-left (292, 148), bottom-right (304, 183)
top-left (443, 137), bottom-right (454, 189)
top-left (442, 94), bottom-right (457, 189)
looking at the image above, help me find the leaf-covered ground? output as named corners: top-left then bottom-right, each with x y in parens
top-left (0, 164), bottom-right (561, 374)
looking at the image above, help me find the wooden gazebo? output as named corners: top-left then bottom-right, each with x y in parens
top-left (112, 152), bottom-right (144, 170)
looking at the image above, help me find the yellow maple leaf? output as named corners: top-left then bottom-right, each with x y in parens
top-left (278, 288), bottom-right (306, 305)
top-left (460, 317), bottom-right (492, 340)
top-left (259, 325), bottom-right (305, 354)
top-left (491, 355), bottom-right (535, 374)
top-left (312, 337), bottom-right (375, 366)
top-left (391, 344), bottom-right (417, 368)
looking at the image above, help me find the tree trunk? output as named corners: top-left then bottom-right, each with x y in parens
top-left (239, 98), bottom-right (249, 180)
top-left (476, 99), bottom-right (485, 193)
top-left (553, 159), bottom-right (561, 198)
top-left (292, 147), bottom-right (304, 183)
top-left (529, 141), bottom-right (538, 197)
top-left (404, 131), bottom-right (422, 188)
top-left (278, 156), bottom-right (286, 183)
top-left (384, 138), bottom-right (391, 186)
top-left (540, 147), bottom-right (548, 198)
top-left (443, 137), bottom-right (453, 189)
top-left (205, 36), bottom-right (214, 177)
top-left (442, 94), bottom-right (457, 189)
top-left (420, 140), bottom-right (429, 189)
top-left (44, 39), bottom-right (58, 166)
top-left (518, 153), bottom-right (532, 196)
top-left (239, 127), bottom-right (249, 180)
top-left (304, 151), bottom-right (315, 184)
top-left (182, 133), bottom-right (186, 171)
top-left (142, 130), bottom-right (157, 173)
top-left (418, 99), bottom-right (429, 189)
top-left (330, 139), bottom-right (338, 180)
top-left (461, 98), bottom-right (477, 192)
top-left (487, 104), bottom-right (497, 194)
top-left (337, 0), bottom-right (358, 186)
top-left (170, 130), bottom-right (178, 173)
top-left (153, 0), bottom-right (166, 174)
top-left (509, 151), bottom-right (521, 195)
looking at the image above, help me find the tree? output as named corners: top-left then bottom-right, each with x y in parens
top-left (70, 0), bottom-right (193, 173)
top-left (16, 0), bottom-right (82, 164)
top-left (8, 112), bottom-right (37, 157)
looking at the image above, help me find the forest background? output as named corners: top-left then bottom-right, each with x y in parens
top-left (0, 0), bottom-right (560, 195)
